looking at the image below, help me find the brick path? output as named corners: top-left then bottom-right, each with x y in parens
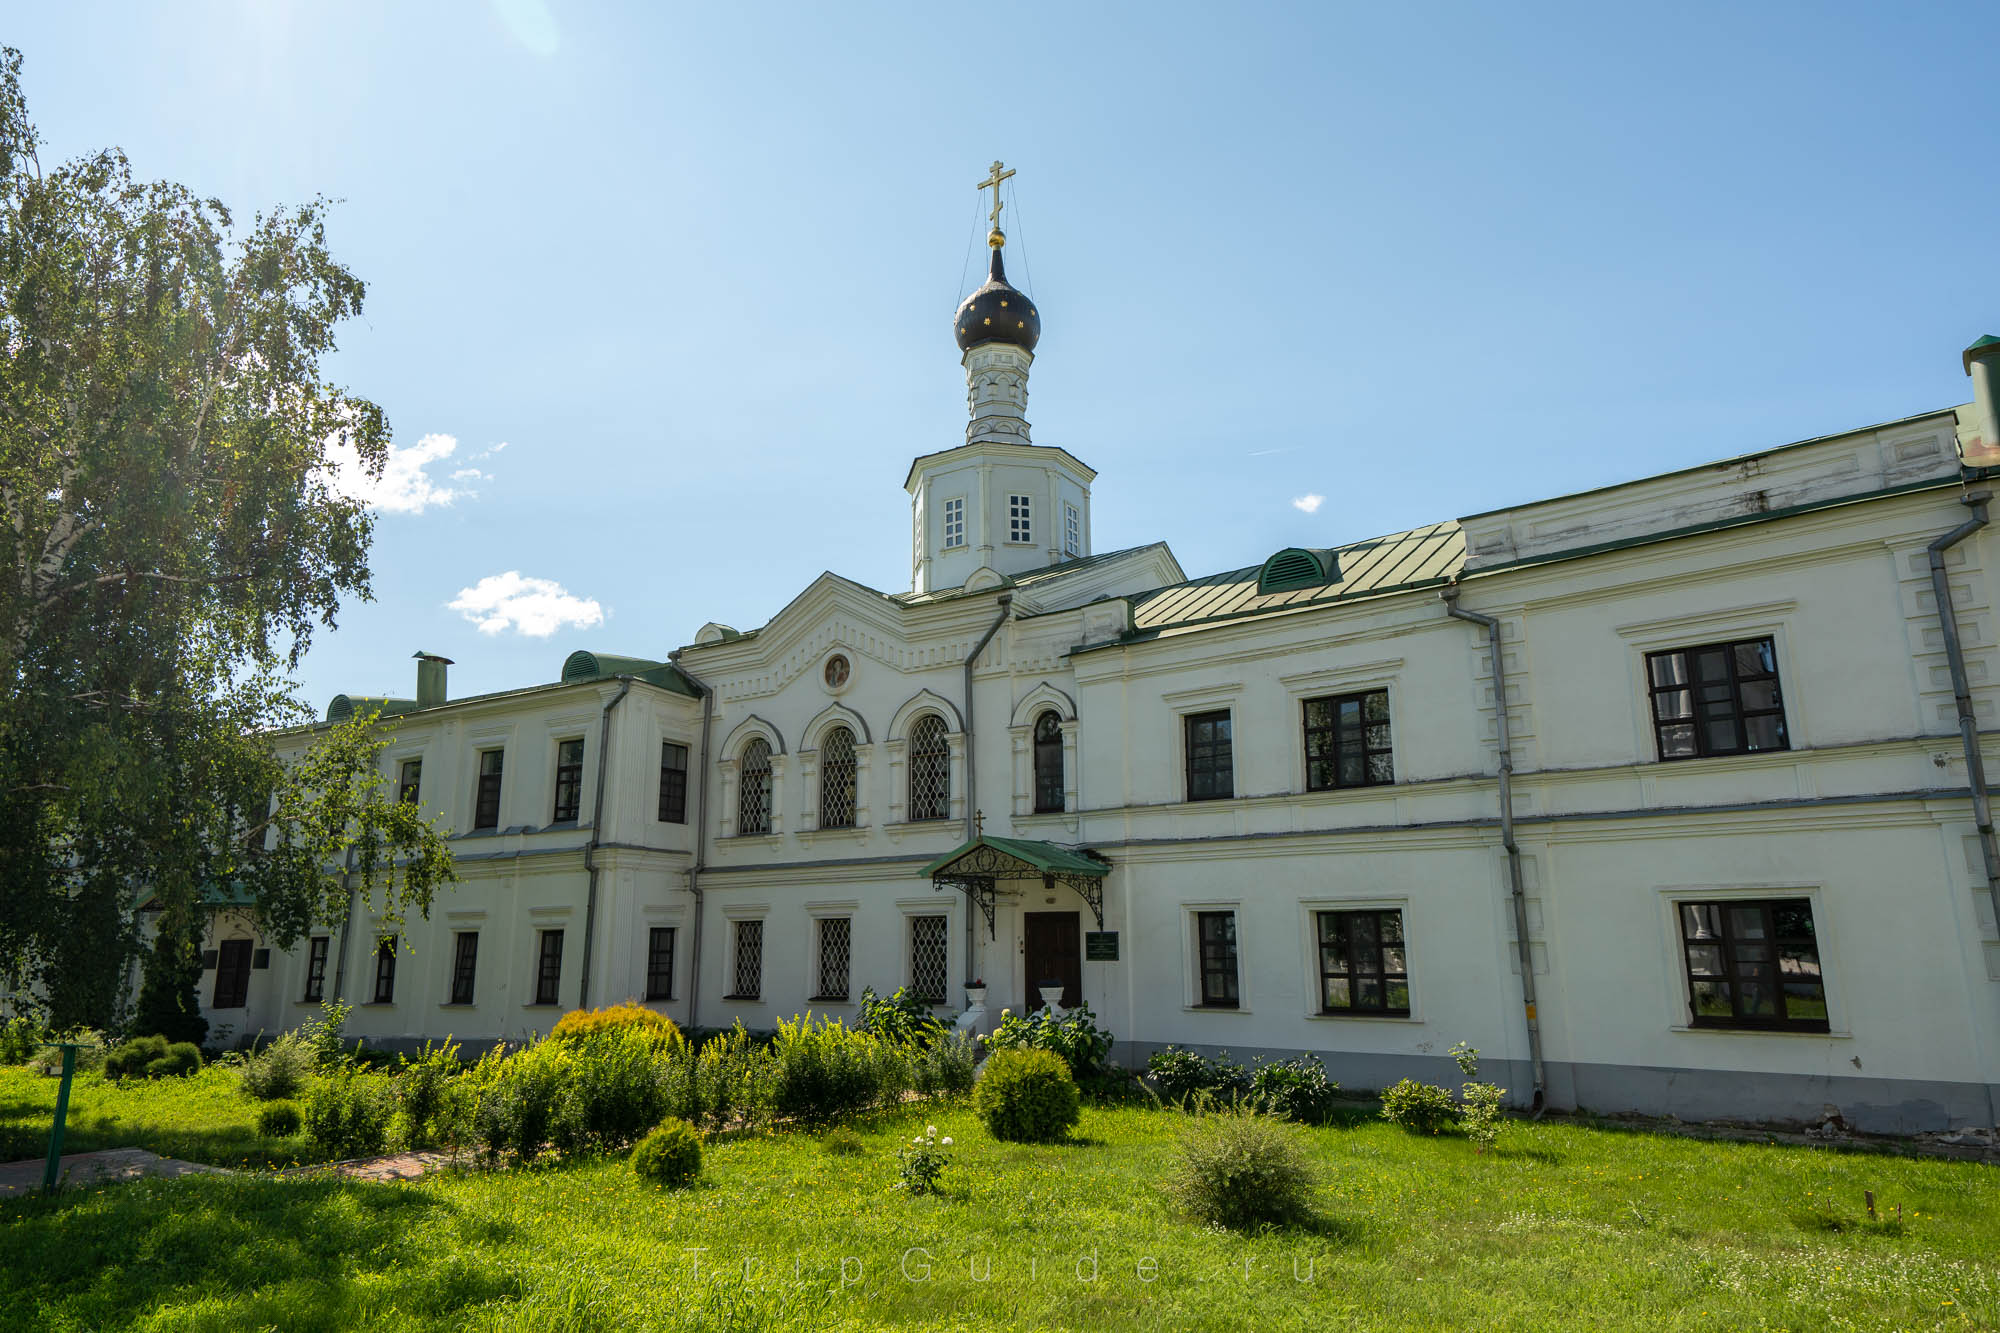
top-left (0, 1148), bottom-right (226, 1197)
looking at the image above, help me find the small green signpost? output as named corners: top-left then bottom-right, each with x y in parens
top-left (42, 1041), bottom-right (81, 1195)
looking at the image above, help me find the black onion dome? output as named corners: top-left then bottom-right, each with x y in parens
top-left (953, 244), bottom-right (1040, 353)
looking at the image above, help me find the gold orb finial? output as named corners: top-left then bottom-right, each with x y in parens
top-left (988, 228), bottom-right (1006, 249)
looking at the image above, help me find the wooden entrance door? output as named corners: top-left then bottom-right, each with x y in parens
top-left (1023, 911), bottom-right (1081, 1011)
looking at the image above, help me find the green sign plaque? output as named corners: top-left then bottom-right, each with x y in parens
top-left (1084, 931), bottom-right (1119, 961)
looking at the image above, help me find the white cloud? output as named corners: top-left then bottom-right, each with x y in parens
top-left (471, 441), bottom-right (510, 461)
top-left (1292, 493), bottom-right (1325, 514)
top-left (450, 468), bottom-right (490, 482)
top-left (325, 432), bottom-right (465, 514)
top-left (449, 572), bottom-right (603, 638)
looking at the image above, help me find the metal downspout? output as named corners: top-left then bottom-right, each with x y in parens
top-left (1443, 584), bottom-right (1548, 1114)
top-left (962, 592), bottom-right (1015, 978)
top-left (1927, 491), bottom-right (2000, 938)
top-left (577, 678), bottom-right (634, 1010)
top-left (671, 651), bottom-right (714, 1033)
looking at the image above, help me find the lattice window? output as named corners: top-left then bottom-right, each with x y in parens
top-left (943, 496), bottom-right (966, 549)
top-left (1033, 710), bottom-right (1064, 813)
top-left (816, 917), bottom-right (851, 1000)
top-left (909, 914), bottom-right (948, 1003)
top-left (1065, 502), bottom-right (1080, 557)
top-left (730, 919), bottom-right (763, 999)
top-left (738, 738), bottom-right (773, 835)
top-left (908, 715), bottom-right (951, 821)
top-left (1008, 494), bottom-right (1032, 543)
top-left (819, 726), bottom-right (857, 828)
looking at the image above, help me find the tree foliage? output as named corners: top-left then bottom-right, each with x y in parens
top-left (0, 49), bottom-right (454, 1028)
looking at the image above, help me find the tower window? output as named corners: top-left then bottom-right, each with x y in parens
top-left (1065, 503), bottom-right (1080, 557)
top-left (1008, 494), bottom-right (1032, 544)
top-left (942, 496), bottom-right (966, 550)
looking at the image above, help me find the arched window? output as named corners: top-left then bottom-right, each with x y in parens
top-left (1033, 710), bottom-right (1064, 813)
top-left (819, 725), bottom-right (857, 828)
top-left (908, 715), bottom-right (950, 822)
top-left (738, 738), bottom-right (773, 835)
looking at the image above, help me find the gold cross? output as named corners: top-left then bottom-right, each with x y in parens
top-left (977, 160), bottom-right (1015, 234)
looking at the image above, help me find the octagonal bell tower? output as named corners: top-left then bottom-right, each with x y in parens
top-left (907, 163), bottom-right (1094, 593)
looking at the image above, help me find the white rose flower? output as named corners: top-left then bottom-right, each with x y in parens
top-left (941, 1137), bottom-right (953, 1146)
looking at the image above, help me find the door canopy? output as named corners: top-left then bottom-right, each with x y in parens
top-left (924, 835), bottom-right (1110, 938)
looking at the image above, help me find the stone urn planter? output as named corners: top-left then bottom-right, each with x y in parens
top-left (963, 983), bottom-right (987, 1008)
top-left (1037, 983), bottom-right (1064, 1013)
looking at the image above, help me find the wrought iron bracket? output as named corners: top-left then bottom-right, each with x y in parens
top-left (1048, 871), bottom-right (1106, 931)
top-left (933, 874), bottom-right (998, 939)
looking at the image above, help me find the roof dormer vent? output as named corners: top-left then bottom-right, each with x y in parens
top-left (1257, 547), bottom-right (1339, 594)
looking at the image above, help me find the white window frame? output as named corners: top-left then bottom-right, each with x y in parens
top-left (1655, 882), bottom-right (1844, 1037)
top-left (723, 910), bottom-right (769, 1001)
top-left (1181, 901), bottom-right (1249, 1013)
top-left (942, 495), bottom-right (967, 550)
top-left (1064, 502), bottom-right (1080, 557)
top-left (1296, 896), bottom-right (1420, 1023)
top-left (805, 902), bottom-right (858, 1004)
top-left (1007, 493), bottom-right (1032, 545)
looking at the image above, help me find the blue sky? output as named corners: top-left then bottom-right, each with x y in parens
top-left (12, 3), bottom-right (1998, 708)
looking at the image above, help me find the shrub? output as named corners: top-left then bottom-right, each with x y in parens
top-left (105, 1035), bottom-right (200, 1080)
top-left (1164, 1106), bottom-right (1319, 1229)
top-left (910, 1029), bottom-right (978, 1098)
top-left (561, 1026), bottom-right (675, 1150)
top-left (1145, 1046), bottom-right (1248, 1104)
top-left (257, 1101), bottom-right (303, 1138)
top-left (239, 1031), bottom-right (314, 1101)
top-left (973, 1048), bottom-right (1080, 1143)
top-left (631, 1118), bottom-right (702, 1188)
top-left (1381, 1077), bottom-right (1460, 1135)
top-left (298, 1001), bottom-right (351, 1068)
top-left (552, 1002), bottom-right (683, 1049)
top-left (396, 1040), bottom-right (466, 1149)
top-left (681, 1023), bottom-right (773, 1132)
top-left (1451, 1042), bottom-right (1507, 1152)
top-left (303, 1068), bottom-right (393, 1158)
top-left (1247, 1054), bottom-right (1341, 1125)
top-left (986, 1002), bottom-right (1114, 1077)
top-left (820, 1126), bottom-right (866, 1156)
top-left (0, 1014), bottom-right (47, 1064)
top-left (768, 1014), bottom-right (890, 1125)
top-left (897, 1123), bottom-right (952, 1196)
top-left (149, 1042), bottom-right (203, 1078)
top-left (857, 986), bottom-right (947, 1048)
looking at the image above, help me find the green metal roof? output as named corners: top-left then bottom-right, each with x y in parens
top-left (922, 835), bottom-right (1110, 879)
top-left (1967, 335), bottom-right (2000, 372)
top-left (326, 695), bottom-right (419, 723)
top-left (559, 650), bottom-right (701, 697)
top-left (1118, 521), bottom-right (1465, 638)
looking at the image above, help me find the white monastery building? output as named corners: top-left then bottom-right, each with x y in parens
top-left (210, 170), bottom-right (2000, 1135)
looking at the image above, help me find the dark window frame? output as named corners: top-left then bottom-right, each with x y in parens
top-left (551, 738), bottom-right (584, 823)
top-left (1032, 710), bottom-right (1065, 813)
top-left (1315, 909), bottom-right (1411, 1016)
top-left (738, 738), bottom-right (774, 835)
top-left (1677, 897), bottom-right (1828, 1033)
top-left (907, 715), bottom-right (952, 822)
top-left (645, 926), bottom-right (676, 1002)
top-left (1183, 710), bottom-right (1234, 802)
top-left (212, 938), bottom-right (252, 1010)
top-left (727, 919), bottom-right (763, 1000)
top-left (303, 935), bottom-right (330, 1002)
top-left (473, 748), bottom-right (505, 830)
top-left (658, 741), bottom-right (689, 823)
top-left (534, 929), bottom-right (564, 1006)
top-left (449, 932), bottom-right (479, 1006)
top-left (1195, 910), bottom-right (1239, 1008)
top-left (1646, 636), bottom-right (1789, 762)
top-left (818, 725), bottom-right (858, 829)
top-left (1303, 689), bottom-right (1395, 792)
top-left (373, 937), bottom-right (397, 1005)
top-left (813, 916), bottom-right (852, 1002)
top-left (397, 757), bottom-right (422, 806)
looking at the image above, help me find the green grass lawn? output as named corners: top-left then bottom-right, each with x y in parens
top-left (2, 1097), bottom-right (1995, 1332)
top-left (0, 1065), bottom-right (369, 1170)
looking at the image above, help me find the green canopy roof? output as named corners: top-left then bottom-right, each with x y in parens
top-left (922, 835), bottom-right (1108, 880)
